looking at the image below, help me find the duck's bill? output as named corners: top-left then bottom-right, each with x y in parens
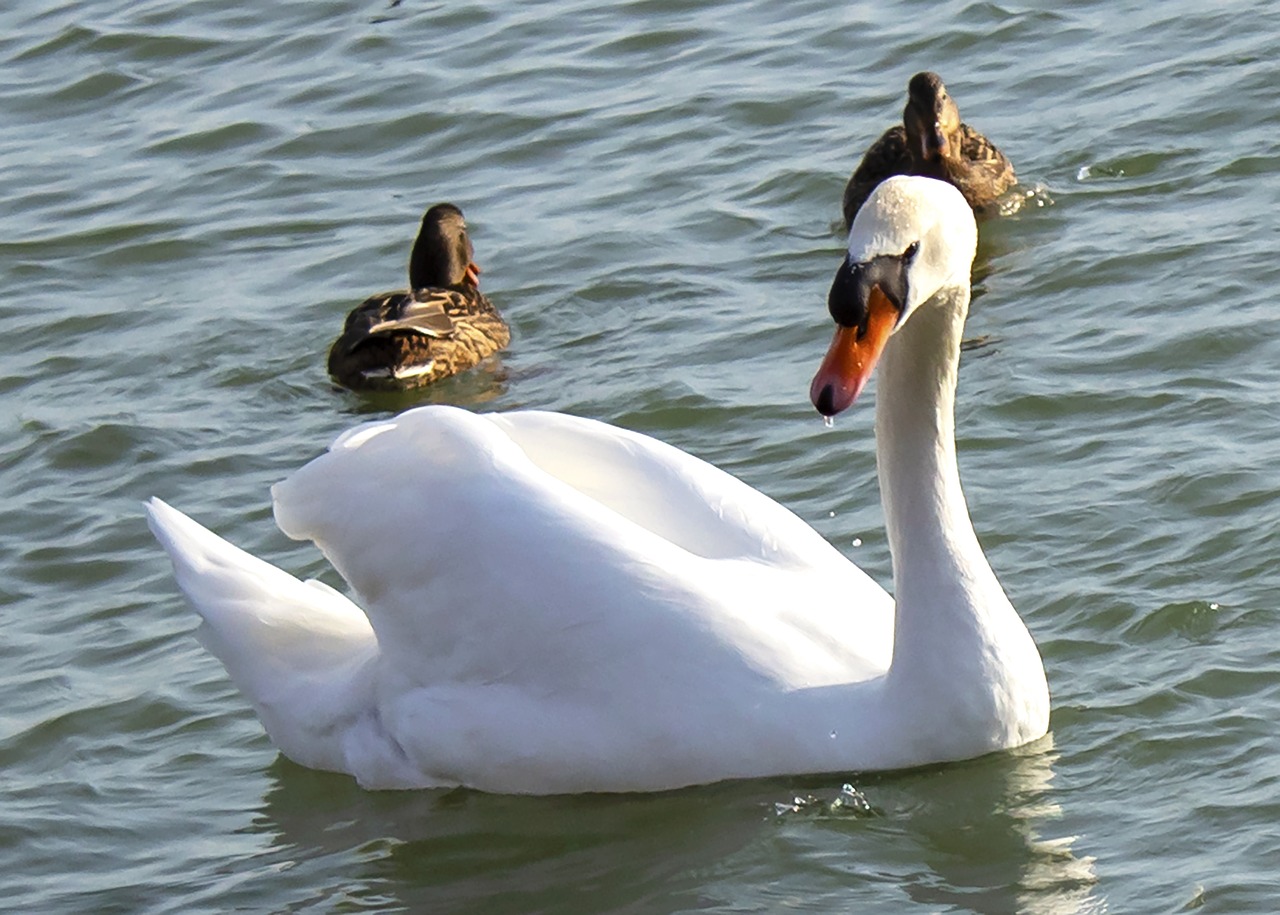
top-left (809, 285), bottom-right (897, 417)
top-left (922, 125), bottom-right (950, 162)
top-left (466, 262), bottom-right (482, 286)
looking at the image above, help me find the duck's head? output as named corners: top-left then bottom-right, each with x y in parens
top-left (810, 175), bottom-right (977, 418)
top-left (409, 202), bottom-right (482, 290)
top-left (902, 71), bottom-right (962, 166)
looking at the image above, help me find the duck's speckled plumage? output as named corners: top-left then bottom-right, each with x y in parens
top-left (842, 72), bottom-right (1015, 228)
top-left (327, 203), bottom-right (510, 391)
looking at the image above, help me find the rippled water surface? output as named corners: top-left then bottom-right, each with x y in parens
top-left (4, 0), bottom-right (1280, 911)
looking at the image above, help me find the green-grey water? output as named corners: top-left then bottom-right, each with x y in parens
top-left (4, 0), bottom-right (1279, 911)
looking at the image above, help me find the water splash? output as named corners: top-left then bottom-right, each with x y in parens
top-left (997, 183), bottom-right (1054, 215)
top-left (773, 783), bottom-right (877, 818)
top-left (822, 415), bottom-right (834, 429)
top-left (774, 795), bottom-right (816, 816)
top-left (832, 783), bottom-right (874, 815)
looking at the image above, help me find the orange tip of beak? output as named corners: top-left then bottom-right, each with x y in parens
top-left (809, 286), bottom-right (898, 417)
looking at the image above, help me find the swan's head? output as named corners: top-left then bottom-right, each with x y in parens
top-left (810, 176), bottom-right (977, 417)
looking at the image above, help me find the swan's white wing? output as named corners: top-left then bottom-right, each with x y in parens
top-left (147, 498), bottom-right (378, 774)
top-left (270, 406), bottom-right (901, 790)
top-left (486, 410), bottom-right (847, 568)
top-left (272, 406), bottom-right (893, 702)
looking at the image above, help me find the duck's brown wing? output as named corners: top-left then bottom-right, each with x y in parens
top-left (952, 123), bottom-right (1016, 210)
top-left (327, 290), bottom-right (452, 385)
top-left (363, 290), bottom-right (458, 337)
top-left (842, 126), bottom-right (910, 230)
top-left (328, 288), bottom-right (508, 391)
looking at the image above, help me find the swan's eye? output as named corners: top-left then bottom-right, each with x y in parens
top-left (903, 242), bottom-right (920, 262)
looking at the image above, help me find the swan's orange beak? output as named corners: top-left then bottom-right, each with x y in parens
top-left (810, 285), bottom-right (898, 417)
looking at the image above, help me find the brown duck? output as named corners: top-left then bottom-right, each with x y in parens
top-left (327, 203), bottom-right (510, 391)
top-left (842, 72), bottom-right (1015, 229)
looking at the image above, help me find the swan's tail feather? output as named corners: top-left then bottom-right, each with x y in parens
top-left (146, 497), bottom-right (377, 772)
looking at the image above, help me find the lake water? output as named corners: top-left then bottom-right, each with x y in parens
top-left (4, 0), bottom-right (1279, 910)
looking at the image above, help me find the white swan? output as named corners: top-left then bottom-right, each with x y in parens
top-left (148, 176), bottom-right (1048, 794)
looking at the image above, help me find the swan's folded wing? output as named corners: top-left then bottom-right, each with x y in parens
top-left (147, 498), bottom-right (377, 772)
top-left (270, 406), bottom-right (892, 696)
top-left (485, 412), bottom-right (893, 678)
top-left (275, 405), bottom-right (849, 576)
top-left (487, 410), bottom-right (850, 571)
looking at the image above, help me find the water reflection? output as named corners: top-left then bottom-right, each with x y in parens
top-left (255, 736), bottom-right (1103, 913)
top-left (881, 738), bottom-right (1105, 914)
top-left (329, 358), bottom-right (511, 418)
top-left (257, 763), bottom-right (764, 913)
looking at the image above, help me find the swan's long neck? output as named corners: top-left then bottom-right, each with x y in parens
top-left (872, 284), bottom-right (1047, 750)
top-left (875, 284), bottom-right (987, 622)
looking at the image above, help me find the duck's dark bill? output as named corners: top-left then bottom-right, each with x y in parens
top-left (810, 285), bottom-right (897, 417)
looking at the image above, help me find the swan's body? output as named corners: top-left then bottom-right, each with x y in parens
top-left (150, 177), bottom-right (1048, 794)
